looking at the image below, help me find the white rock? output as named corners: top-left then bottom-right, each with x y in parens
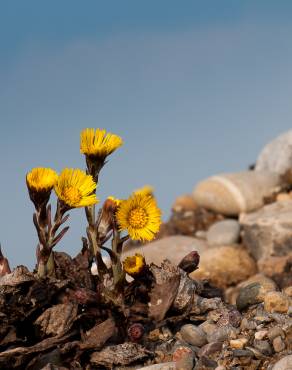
top-left (256, 130), bottom-right (292, 176)
top-left (122, 235), bottom-right (208, 266)
top-left (207, 219), bottom-right (240, 245)
top-left (240, 200), bottom-right (292, 260)
top-left (193, 171), bottom-right (280, 216)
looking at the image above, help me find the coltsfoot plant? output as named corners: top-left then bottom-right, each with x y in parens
top-left (26, 128), bottom-right (162, 305)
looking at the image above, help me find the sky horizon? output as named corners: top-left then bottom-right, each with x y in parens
top-left (1, 1), bottom-right (292, 268)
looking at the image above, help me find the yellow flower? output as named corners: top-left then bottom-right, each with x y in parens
top-left (80, 128), bottom-right (123, 158)
top-left (123, 253), bottom-right (145, 276)
top-left (116, 193), bottom-right (162, 241)
top-left (134, 185), bottom-right (154, 197)
top-left (54, 168), bottom-right (98, 208)
top-left (26, 167), bottom-right (58, 193)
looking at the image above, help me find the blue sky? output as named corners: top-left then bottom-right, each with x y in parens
top-left (1, 1), bottom-right (292, 268)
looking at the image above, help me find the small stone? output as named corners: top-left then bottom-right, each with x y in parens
top-left (198, 342), bottom-right (223, 357)
top-left (196, 356), bottom-right (218, 369)
top-left (172, 346), bottom-right (194, 370)
top-left (254, 330), bottom-right (268, 340)
top-left (172, 194), bottom-right (197, 212)
top-left (199, 321), bottom-right (217, 336)
top-left (232, 349), bottom-right (254, 357)
top-left (273, 336), bottom-right (286, 353)
top-left (258, 255), bottom-right (292, 289)
top-left (180, 324), bottom-right (207, 347)
top-left (230, 338), bottom-right (248, 349)
top-left (207, 325), bottom-right (237, 343)
top-left (253, 340), bottom-right (273, 356)
top-left (206, 219), bottom-right (240, 246)
top-left (272, 355), bottom-right (292, 370)
top-left (217, 308), bottom-right (242, 328)
top-left (264, 291), bottom-right (290, 313)
top-left (240, 317), bottom-right (257, 331)
top-left (236, 282), bottom-right (274, 311)
top-left (268, 326), bottom-right (285, 341)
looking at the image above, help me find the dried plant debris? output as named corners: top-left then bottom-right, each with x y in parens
top-left (90, 343), bottom-right (151, 368)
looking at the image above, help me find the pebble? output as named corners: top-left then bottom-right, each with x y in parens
top-left (206, 219), bottom-right (240, 246)
top-left (172, 346), bottom-right (194, 370)
top-left (207, 325), bottom-right (238, 343)
top-left (193, 170), bottom-right (280, 216)
top-left (217, 309), bottom-right (242, 328)
top-left (272, 336), bottom-right (286, 353)
top-left (272, 355), bottom-right (292, 370)
top-left (253, 340), bottom-right (273, 356)
top-left (180, 324), bottom-right (207, 347)
top-left (199, 321), bottom-right (217, 336)
top-left (198, 342), bottom-right (223, 357)
top-left (233, 349), bottom-right (254, 357)
top-left (191, 245), bottom-right (257, 289)
top-left (254, 330), bottom-right (268, 340)
top-left (230, 338), bottom-right (248, 349)
top-left (264, 291), bottom-right (290, 313)
top-left (240, 317), bottom-right (257, 331)
top-left (268, 326), bottom-right (285, 341)
top-left (236, 283), bottom-right (264, 310)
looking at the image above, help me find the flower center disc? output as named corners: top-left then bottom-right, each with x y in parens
top-left (128, 207), bottom-right (148, 229)
top-left (64, 186), bottom-right (82, 206)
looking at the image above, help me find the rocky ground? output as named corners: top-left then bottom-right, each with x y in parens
top-left (0, 131), bottom-right (292, 369)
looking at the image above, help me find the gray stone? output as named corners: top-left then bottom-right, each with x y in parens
top-left (253, 340), bottom-right (273, 356)
top-left (207, 219), bottom-right (240, 246)
top-left (240, 200), bottom-right (292, 260)
top-left (198, 342), bottom-right (223, 357)
top-left (236, 282), bottom-right (273, 311)
top-left (180, 324), bottom-right (207, 347)
top-left (207, 325), bottom-right (237, 343)
top-left (199, 321), bottom-right (217, 336)
top-left (232, 349), bottom-right (254, 357)
top-left (256, 130), bottom-right (292, 176)
top-left (272, 355), bottom-right (292, 370)
top-left (193, 171), bottom-right (280, 216)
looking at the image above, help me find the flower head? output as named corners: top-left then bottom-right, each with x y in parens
top-left (80, 128), bottom-right (123, 159)
top-left (123, 253), bottom-right (146, 276)
top-left (54, 168), bottom-right (98, 209)
top-left (26, 167), bottom-right (58, 209)
top-left (116, 193), bottom-right (162, 241)
top-left (134, 185), bottom-right (154, 197)
top-left (26, 168), bottom-right (58, 193)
